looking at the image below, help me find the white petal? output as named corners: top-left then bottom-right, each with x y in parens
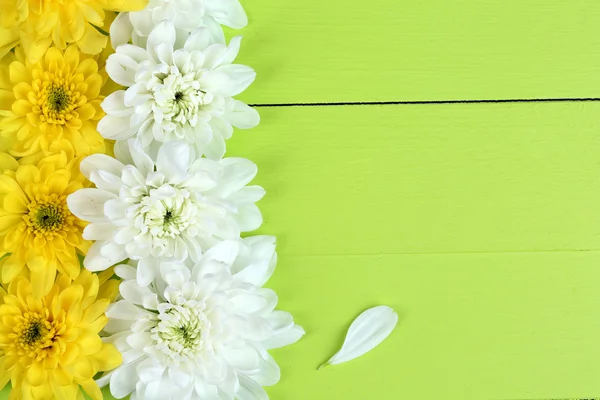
top-left (114, 139), bottom-right (135, 165)
top-left (206, 0), bottom-right (248, 29)
top-left (236, 203), bottom-right (263, 232)
top-left (156, 141), bottom-right (191, 184)
top-left (83, 222), bottom-right (116, 241)
top-left (147, 21), bottom-right (176, 62)
top-left (215, 64), bottom-right (255, 96)
top-left (105, 52), bottom-right (140, 87)
top-left (234, 258), bottom-right (273, 287)
top-left (202, 135), bottom-right (226, 160)
top-left (106, 300), bottom-right (151, 320)
top-left (80, 154), bottom-right (125, 180)
top-left (120, 280), bottom-right (153, 305)
top-left (202, 240), bottom-right (240, 266)
top-left (219, 345), bottom-right (259, 371)
top-left (212, 157), bottom-right (257, 197)
top-left (184, 27), bottom-right (211, 53)
top-left (97, 115), bottom-right (135, 140)
top-left (263, 325), bottom-right (305, 350)
top-left (224, 100), bottom-right (260, 129)
top-left (319, 305), bottom-right (398, 369)
top-left (83, 241), bottom-right (126, 272)
top-left (236, 375), bottom-right (268, 400)
top-left (137, 358), bottom-right (166, 384)
top-left (101, 91), bottom-right (134, 118)
top-left (251, 353), bottom-right (280, 386)
top-left (159, 261), bottom-right (190, 288)
top-left (110, 12), bottom-right (133, 48)
top-left (110, 362), bottom-right (139, 399)
top-left (67, 188), bottom-right (114, 223)
top-left (128, 139), bottom-right (154, 176)
top-left (115, 264), bottom-right (137, 280)
top-left (137, 257), bottom-right (157, 287)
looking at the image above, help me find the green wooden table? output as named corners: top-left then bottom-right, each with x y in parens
top-left (3, 1), bottom-right (599, 399)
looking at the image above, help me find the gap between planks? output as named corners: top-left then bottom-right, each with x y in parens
top-left (250, 97), bottom-right (600, 107)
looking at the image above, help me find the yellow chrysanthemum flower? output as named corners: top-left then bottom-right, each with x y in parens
top-left (0, 269), bottom-right (122, 400)
top-left (0, 45), bottom-right (115, 159)
top-left (0, 152), bottom-right (91, 297)
top-left (0, 0), bottom-right (147, 63)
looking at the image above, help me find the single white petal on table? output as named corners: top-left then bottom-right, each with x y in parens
top-left (319, 305), bottom-right (398, 370)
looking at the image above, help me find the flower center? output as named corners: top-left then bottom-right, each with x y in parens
top-left (12, 310), bottom-right (61, 360)
top-left (47, 85), bottom-right (70, 112)
top-left (150, 69), bottom-right (212, 138)
top-left (34, 70), bottom-right (84, 126)
top-left (152, 303), bottom-right (209, 362)
top-left (24, 195), bottom-right (75, 238)
top-left (139, 186), bottom-right (197, 241)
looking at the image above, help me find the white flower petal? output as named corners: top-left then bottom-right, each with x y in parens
top-left (110, 362), bottom-right (139, 399)
top-left (215, 64), bottom-right (255, 96)
top-left (206, 0), bottom-right (248, 29)
top-left (251, 353), bottom-right (280, 387)
top-left (156, 141), bottom-right (191, 183)
top-left (110, 12), bottom-right (133, 48)
top-left (236, 375), bottom-right (268, 400)
top-left (101, 91), bottom-right (134, 118)
top-left (97, 115), bottom-right (135, 140)
top-left (224, 100), bottom-right (260, 129)
top-left (83, 223), bottom-right (116, 241)
top-left (67, 188), bottom-right (114, 223)
top-left (147, 21), bottom-right (176, 63)
top-left (106, 52), bottom-right (140, 87)
top-left (319, 306), bottom-right (398, 369)
top-left (137, 257), bottom-right (157, 287)
top-left (81, 154), bottom-right (125, 180)
top-left (262, 325), bottom-right (305, 350)
top-left (236, 203), bottom-right (263, 232)
top-left (184, 27), bottom-right (212, 53)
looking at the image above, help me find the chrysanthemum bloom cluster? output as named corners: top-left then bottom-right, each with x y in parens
top-left (0, 0), bottom-right (302, 399)
top-left (0, 269), bottom-right (121, 400)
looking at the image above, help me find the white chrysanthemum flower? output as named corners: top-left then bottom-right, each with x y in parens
top-left (67, 139), bottom-right (264, 282)
top-left (99, 20), bottom-right (259, 160)
top-left (97, 237), bottom-right (305, 400)
top-left (110, 0), bottom-right (247, 49)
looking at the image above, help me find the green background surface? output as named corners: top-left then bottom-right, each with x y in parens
top-left (4, 0), bottom-right (600, 399)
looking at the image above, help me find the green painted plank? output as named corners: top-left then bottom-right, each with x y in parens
top-left (233, 0), bottom-right (600, 104)
top-left (3, 253), bottom-right (599, 400)
top-left (263, 252), bottom-right (600, 400)
top-left (228, 103), bottom-right (600, 255)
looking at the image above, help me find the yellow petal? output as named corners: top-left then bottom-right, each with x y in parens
top-left (91, 343), bottom-right (122, 371)
top-left (0, 368), bottom-right (10, 391)
top-left (28, 257), bottom-right (55, 298)
top-left (27, 361), bottom-right (47, 387)
top-left (0, 89), bottom-right (14, 110)
top-left (0, 153), bottom-right (18, 172)
top-left (3, 193), bottom-right (27, 214)
top-left (58, 284), bottom-right (84, 311)
top-left (1, 256), bottom-right (24, 284)
top-left (15, 164), bottom-right (39, 186)
top-left (79, 378), bottom-right (102, 400)
top-left (81, 298), bottom-right (108, 325)
top-left (9, 61), bottom-right (28, 84)
top-left (77, 24), bottom-right (107, 55)
top-left (49, 367), bottom-right (72, 386)
top-left (76, 329), bottom-right (102, 355)
top-left (11, 99), bottom-right (31, 116)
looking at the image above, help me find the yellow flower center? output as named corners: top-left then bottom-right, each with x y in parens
top-left (35, 71), bottom-right (84, 125)
top-left (24, 194), bottom-right (74, 238)
top-left (13, 310), bottom-right (62, 360)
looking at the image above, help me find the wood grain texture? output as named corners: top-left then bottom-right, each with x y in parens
top-left (228, 104), bottom-right (600, 256)
top-left (232, 0), bottom-right (600, 104)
